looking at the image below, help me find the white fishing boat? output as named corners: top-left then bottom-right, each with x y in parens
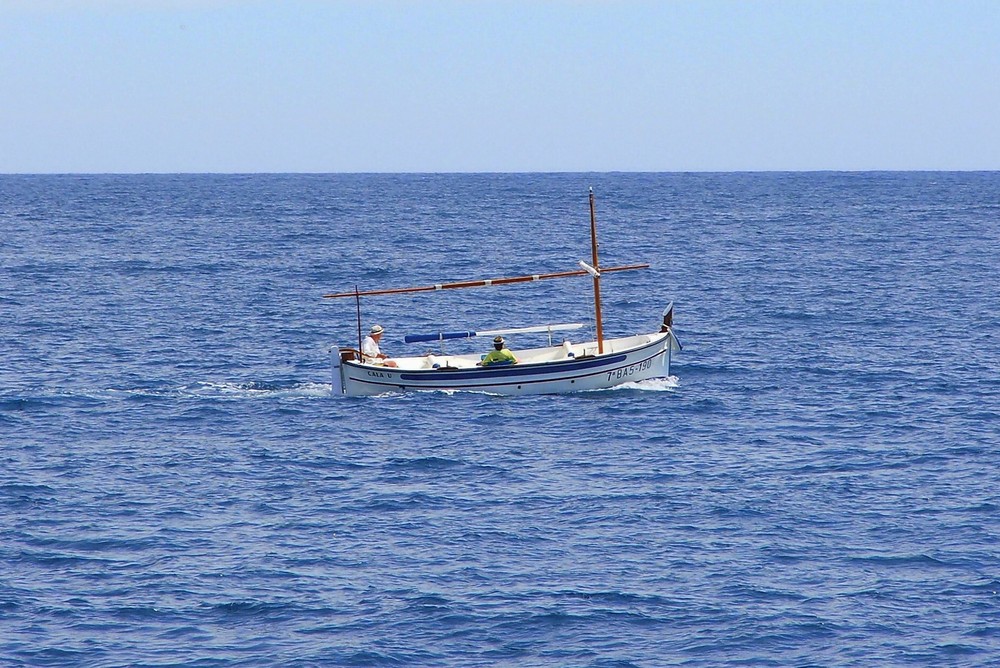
top-left (325, 190), bottom-right (681, 397)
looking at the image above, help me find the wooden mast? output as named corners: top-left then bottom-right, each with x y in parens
top-left (589, 188), bottom-right (605, 354)
top-left (354, 285), bottom-right (362, 353)
top-left (327, 190), bottom-right (636, 358)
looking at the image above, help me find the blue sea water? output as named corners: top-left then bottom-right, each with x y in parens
top-left (2, 172), bottom-right (999, 667)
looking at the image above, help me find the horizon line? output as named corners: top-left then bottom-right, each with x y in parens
top-left (3, 169), bottom-right (999, 177)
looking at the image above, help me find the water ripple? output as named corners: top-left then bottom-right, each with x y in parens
top-left (2, 173), bottom-right (1000, 666)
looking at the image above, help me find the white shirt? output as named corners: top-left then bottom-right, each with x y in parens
top-left (361, 335), bottom-right (382, 362)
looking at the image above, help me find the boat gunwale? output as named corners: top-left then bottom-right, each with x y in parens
top-left (344, 332), bottom-right (667, 374)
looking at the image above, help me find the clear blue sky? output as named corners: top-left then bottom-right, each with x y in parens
top-left (2, 0), bottom-right (997, 173)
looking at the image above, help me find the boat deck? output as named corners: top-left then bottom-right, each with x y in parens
top-left (370, 334), bottom-right (657, 371)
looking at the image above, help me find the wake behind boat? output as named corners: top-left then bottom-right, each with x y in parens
top-left (324, 190), bottom-right (681, 396)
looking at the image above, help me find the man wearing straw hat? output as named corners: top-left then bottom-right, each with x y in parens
top-left (361, 324), bottom-right (398, 367)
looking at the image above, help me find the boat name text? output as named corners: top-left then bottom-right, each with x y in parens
top-left (607, 359), bottom-right (653, 381)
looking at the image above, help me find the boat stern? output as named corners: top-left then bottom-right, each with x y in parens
top-left (330, 346), bottom-right (362, 395)
top-left (330, 347), bottom-right (344, 394)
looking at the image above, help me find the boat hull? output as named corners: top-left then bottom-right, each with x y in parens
top-left (332, 331), bottom-right (677, 397)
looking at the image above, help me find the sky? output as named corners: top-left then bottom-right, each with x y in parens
top-left (1, 0), bottom-right (998, 173)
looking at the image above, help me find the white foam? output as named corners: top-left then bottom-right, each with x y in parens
top-left (175, 381), bottom-right (335, 400)
top-left (608, 376), bottom-right (680, 392)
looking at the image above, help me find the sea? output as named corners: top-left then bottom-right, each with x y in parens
top-left (2, 172), bottom-right (999, 667)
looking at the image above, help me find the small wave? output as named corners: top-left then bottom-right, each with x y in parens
top-left (180, 380), bottom-right (332, 399)
top-left (209, 599), bottom-right (295, 617)
top-left (606, 376), bottom-right (679, 392)
top-left (107, 381), bottom-right (334, 401)
top-left (385, 456), bottom-right (465, 472)
top-left (5, 382), bottom-right (335, 407)
top-left (0, 483), bottom-right (57, 509)
top-left (847, 553), bottom-right (954, 568)
top-left (0, 393), bottom-right (105, 412)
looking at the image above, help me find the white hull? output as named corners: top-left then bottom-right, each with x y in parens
top-left (332, 330), bottom-right (679, 397)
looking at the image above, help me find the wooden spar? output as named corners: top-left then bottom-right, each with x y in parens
top-left (589, 188), bottom-right (605, 354)
top-left (321, 263), bottom-right (649, 299)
